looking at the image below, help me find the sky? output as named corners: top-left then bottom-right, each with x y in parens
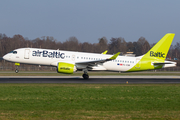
top-left (0, 0), bottom-right (180, 44)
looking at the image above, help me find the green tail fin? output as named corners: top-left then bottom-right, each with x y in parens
top-left (143, 33), bottom-right (175, 61)
top-left (128, 33), bottom-right (175, 72)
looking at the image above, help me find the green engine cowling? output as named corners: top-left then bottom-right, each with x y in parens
top-left (57, 62), bottom-right (76, 74)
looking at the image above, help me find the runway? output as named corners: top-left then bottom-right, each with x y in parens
top-left (0, 76), bottom-right (180, 83)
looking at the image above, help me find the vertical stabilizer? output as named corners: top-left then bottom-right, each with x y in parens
top-left (128, 33), bottom-right (175, 72)
top-left (143, 33), bottom-right (175, 60)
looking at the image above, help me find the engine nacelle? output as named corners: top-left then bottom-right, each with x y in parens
top-left (57, 62), bottom-right (77, 74)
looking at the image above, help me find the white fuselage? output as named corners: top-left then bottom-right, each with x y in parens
top-left (3, 48), bottom-right (138, 72)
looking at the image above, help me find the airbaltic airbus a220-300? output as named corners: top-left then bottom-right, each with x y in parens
top-left (3, 33), bottom-right (176, 79)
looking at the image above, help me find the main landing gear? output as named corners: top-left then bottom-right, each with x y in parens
top-left (82, 69), bottom-right (89, 79)
top-left (82, 74), bottom-right (89, 79)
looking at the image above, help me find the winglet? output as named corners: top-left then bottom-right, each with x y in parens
top-left (109, 52), bottom-right (120, 60)
top-left (101, 50), bottom-right (108, 54)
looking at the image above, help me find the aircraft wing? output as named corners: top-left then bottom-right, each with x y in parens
top-left (75, 52), bottom-right (120, 68)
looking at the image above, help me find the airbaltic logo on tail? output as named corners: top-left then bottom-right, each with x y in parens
top-left (32, 50), bottom-right (65, 59)
top-left (150, 51), bottom-right (165, 58)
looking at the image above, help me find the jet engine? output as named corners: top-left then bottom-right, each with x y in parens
top-left (57, 62), bottom-right (77, 74)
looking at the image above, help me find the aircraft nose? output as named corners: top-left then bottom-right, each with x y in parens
top-left (3, 54), bottom-right (8, 60)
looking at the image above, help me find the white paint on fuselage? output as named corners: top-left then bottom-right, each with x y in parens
top-left (3, 48), bottom-right (137, 72)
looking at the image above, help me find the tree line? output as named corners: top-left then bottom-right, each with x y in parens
top-left (0, 33), bottom-right (180, 62)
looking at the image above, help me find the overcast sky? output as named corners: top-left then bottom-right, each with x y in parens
top-left (0, 0), bottom-right (179, 44)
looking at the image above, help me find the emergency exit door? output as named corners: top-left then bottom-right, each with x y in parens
top-left (24, 49), bottom-right (30, 59)
top-left (135, 58), bottom-right (141, 69)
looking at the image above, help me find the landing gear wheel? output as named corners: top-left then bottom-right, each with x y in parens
top-left (15, 69), bottom-right (19, 73)
top-left (82, 74), bottom-right (89, 79)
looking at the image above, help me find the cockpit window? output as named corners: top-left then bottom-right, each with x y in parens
top-left (13, 51), bottom-right (17, 54)
top-left (9, 51), bottom-right (17, 54)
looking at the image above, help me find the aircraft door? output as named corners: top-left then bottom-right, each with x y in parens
top-left (135, 58), bottom-right (141, 69)
top-left (24, 49), bottom-right (30, 59)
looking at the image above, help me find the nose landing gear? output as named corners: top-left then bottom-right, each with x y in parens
top-left (15, 69), bottom-right (19, 73)
top-left (15, 63), bottom-right (20, 73)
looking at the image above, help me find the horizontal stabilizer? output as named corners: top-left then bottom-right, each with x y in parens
top-left (153, 61), bottom-right (176, 65)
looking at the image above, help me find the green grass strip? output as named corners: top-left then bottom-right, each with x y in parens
top-left (0, 84), bottom-right (180, 119)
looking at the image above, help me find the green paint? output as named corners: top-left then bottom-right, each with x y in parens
top-left (128, 33), bottom-right (175, 72)
top-left (15, 63), bottom-right (20, 66)
top-left (109, 52), bottom-right (120, 60)
top-left (102, 50), bottom-right (108, 54)
top-left (57, 62), bottom-right (74, 74)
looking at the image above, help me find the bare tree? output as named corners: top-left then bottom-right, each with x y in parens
top-left (65, 37), bottom-right (80, 51)
top-left (81, 42), bottom-right (93, 52)
top-left (137, 37), bottom-right (150, 55)
top-left (109, 37), bottom-right (127, 54)
top-left (127, 42), bottom-right (134, 52)
top-left (96, 37), bottom-right (108, 53)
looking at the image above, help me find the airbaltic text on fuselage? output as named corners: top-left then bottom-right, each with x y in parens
top-left (32, 50), bottom-right (65, 59)
top-left (150, 51), bottom-right (165, 58)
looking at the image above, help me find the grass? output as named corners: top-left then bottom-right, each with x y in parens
top-left (0, 84), bottom-right (180, 119)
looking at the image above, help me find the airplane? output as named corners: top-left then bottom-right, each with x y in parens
top-left (3, 33), bottom-right (176, 79)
